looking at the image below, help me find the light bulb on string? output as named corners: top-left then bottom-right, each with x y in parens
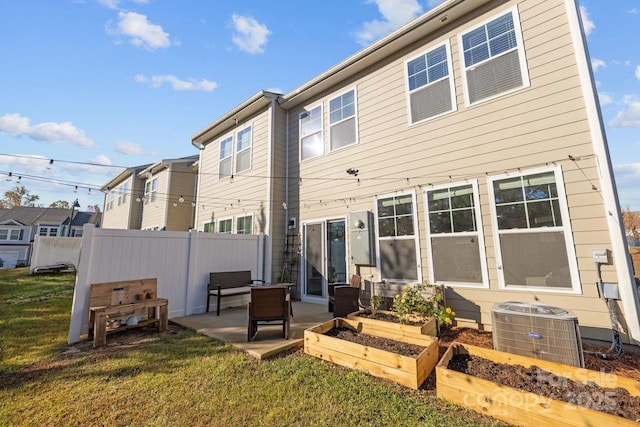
top-left (47, 159), bottom-right (54, 170)
top-left (178, 195), bottom-right (185, 203)
top-left (5, 172), bottom-right (12, 182)
top-left (74, 186), bottom-right (78, 193)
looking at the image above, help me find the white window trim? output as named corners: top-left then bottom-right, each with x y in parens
top-left (299, 104), bottom-right (324, 162)
top-left (458, 5), bottom-right (530, 107)
top-left (235, 124), bottom-right (253, 174)
top-left (405, 40), bottom-right (457, 126)
top-left (423, 180), bottom-right (489, 288)
top-left (487, 165), bottom-right (581, 294)
top-left (235, 213), bottom-right (254, 234)
top-left (203, 221), bottom-right (215, 233)
top-left (328, 87), bottom-right (359, 153)
top-left (374, 189), bottom-right (422, 284)
top-left (217, 217), bottom-right (233, 234)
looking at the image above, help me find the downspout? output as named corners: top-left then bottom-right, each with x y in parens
top-left (192, 144), bottom-right (204, 231)
top-left (164, 164), bottom-right (171, 230)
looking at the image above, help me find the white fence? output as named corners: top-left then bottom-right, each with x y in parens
top-left (68, 225), bottom-right (268, 344)
top-left (30, 236), bottom-right (82, 274)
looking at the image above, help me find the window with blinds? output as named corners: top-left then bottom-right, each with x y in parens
top-left (425, 183), bottom-right (486, 286)
top-left (219, 136), bottom-right (233, 179)
top-left (299, 105), bottom-right (323, 160)
top-left (460, 7), bottom-right (529, 105)
top-left (235, 126), bottom-right (252, 173)
top-left (406, 42), bottom-right (456, 124)
top-left (489, 168), bottom-right (579, 292)
top-left (329, 89), bottom-right (357, 151)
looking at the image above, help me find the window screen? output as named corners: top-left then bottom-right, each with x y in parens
top-left (329, 90), bottom-right (356, 150)
top-left (407, 44), bottom-right (454, 123)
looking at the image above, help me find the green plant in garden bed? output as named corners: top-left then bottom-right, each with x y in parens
top-left (392, 282), bottom-right (455, 327)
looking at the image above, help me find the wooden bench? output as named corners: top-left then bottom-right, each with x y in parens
top-left (88, 278), bottom-right (168, 348)
top-left (207, 271), bottom-right (264, 315)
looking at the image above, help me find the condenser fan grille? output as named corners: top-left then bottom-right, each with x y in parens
top-left (492, 302), bottom-right (584, 367)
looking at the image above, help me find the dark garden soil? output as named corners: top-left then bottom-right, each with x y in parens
top-left (324, 326), bottom-right (426, 357)
top-left (447, 353), bottom-right (640, 422)
top-left (356, 311), bottom-right (426, 326)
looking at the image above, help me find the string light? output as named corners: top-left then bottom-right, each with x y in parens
top-left (5, 172), bottom-right (12, 182)
top-left (47, 159), bottom-right (54, 170)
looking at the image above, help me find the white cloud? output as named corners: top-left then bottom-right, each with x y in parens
top-left (231, 14), bottom-right (270, 54)
top-left (114, 141), bottom-right (145, 155)
top-left (97, 0), bottom-right (150, 10)
top-left (636, 65), bottom-right (640, 80)
top-left (609, 97), bottom-right (640, 128)
top-left (614, 163), bottom-right (640, 210)
top-left (0, 113), bottom-right (94, 147)
top-left (134, 74), bottom-right (217, 91)
top-left (591, 58), bottom-right (606, 72)
top-left (598, 92), bottom-right (613, 106)
top-left (628, 8), bottom-right (639, 14)
top-left (112, 11), bottom-right (170, 50)
top-left (90, 154), bottom-right (113, 165)
top-left (580, 5), bottom-right (595, 35)
top-left (97, 0), bottom-right (120, 8)
top-left (353, 0), bottom-right (424, 45)
top-left (0, 153), bottom-right (51, 174)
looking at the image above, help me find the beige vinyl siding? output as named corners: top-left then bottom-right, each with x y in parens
top-left (101, 175), bottom-right (140, 230)
top-left (141, 172), bottom-right (168, 230)
top-left (165, 162), bottom-right (196, 231)
top-left (287, 0), bottom-right (626, 340)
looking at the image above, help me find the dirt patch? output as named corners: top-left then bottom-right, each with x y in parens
top-left (325, 326), bottom-right (426, 357)
top-left (447, 353), bottom-right (640, 422)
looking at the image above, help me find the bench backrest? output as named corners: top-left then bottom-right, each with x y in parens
top-left (89, 278), bottom-right (158, 307)
top-left (209, 271), bottom-right (253, 290)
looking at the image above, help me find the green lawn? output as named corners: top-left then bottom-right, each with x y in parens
top-left (0, 268), bottom-right (502, 426)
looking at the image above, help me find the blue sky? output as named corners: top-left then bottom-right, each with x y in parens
top-left (0, 0), bottom-right (638, 211)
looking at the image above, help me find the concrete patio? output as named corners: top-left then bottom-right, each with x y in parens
top-left (171, 300), bottom-right (334, 359)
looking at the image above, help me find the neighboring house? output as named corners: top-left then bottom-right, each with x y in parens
top-left (100, 156), bottom-right (198, 231)
top-left (101, 164), bottom-right (150, 230)
top-left (191, 0), bottom-right (640, 345)
top-left (191, 91), bottom-right (288, 281)
top-left (0, 207), bottom-right (99, 267)
top-left (138, 155), bottom-right (199, 231)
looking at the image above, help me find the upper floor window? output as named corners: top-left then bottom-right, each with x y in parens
top-left (118, 181), bottom-right (129, 205)
top-left (106, 190), bottom-right (114, 211)
top-left (406, 42), bottom-right (456, 124)
top-left (0, 229), bottom-right (23, 241)
top-left (144, 178), bottom-right (157, 204)
top-left (236, 215), bottom-right (253, 234)
top-left (219, 136), bottom-right (233, 179)
top-left (39, 226), bottom-right (58, 237)
top-left (376, 192), bottom-right (420, 282)
top-left (329, 89), bottom-right (357, 151)
top-left (488, 167), bottom-right (579, 292)
top-left (300, 105), bottom-right (323, 161)
top-left (460, 7), bottom-right (529, 105)
top-left (235, 126), bottom-right (252, 173)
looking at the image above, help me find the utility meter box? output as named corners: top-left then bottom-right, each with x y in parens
top-left (350, 211), bottom-right (376, 266)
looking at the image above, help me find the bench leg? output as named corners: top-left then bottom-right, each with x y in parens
top-left (217, 295), bottom-right (221, 316)
top-left (158, 304), bottom-right (168, 332)
top-left (206, 294), bottom-right (210, 313)
top-left (93, 313), bottom-right (108, 348)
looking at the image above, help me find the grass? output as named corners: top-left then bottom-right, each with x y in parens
top-left (0, 268), bottom-right (502, 427)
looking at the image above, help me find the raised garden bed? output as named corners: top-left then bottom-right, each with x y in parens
top-left (437, 342), bottom-right (640, 426)
top-left (304, 318), bottom-right (438, 389)
top-left (347, 309), bottom-right (437, 339)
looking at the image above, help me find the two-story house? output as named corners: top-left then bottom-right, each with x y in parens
top-left (0, 206), bottom-right (100, 267)
top-left (101, 156), bottom-right (199, 231)
top-left (191, 0), bottom-right (639, 345)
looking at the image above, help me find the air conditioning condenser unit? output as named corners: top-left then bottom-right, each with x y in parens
top-left (491, 301), bottom-right (584, 367)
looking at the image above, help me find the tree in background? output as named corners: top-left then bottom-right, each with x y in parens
top-left (2, 185), bottom-right (40, 207)
top-left (622, 206), bottom-right (640, 241)
top-left (50, 200), bottom-right (71, 209)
